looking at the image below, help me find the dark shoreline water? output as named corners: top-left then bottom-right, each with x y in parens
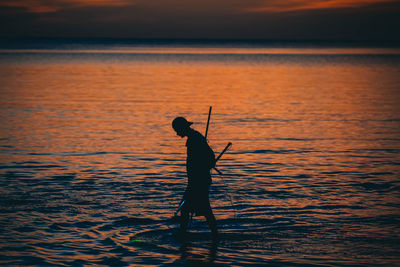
top-left (1, 37), bottom-right (400, 50)
top-left (1, 42), bottom-right (400, 266)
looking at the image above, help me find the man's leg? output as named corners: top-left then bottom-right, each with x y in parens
top-left (180, 210), bottom-right (190, 233)
top-left (205, 209), bottom-right (218, 238)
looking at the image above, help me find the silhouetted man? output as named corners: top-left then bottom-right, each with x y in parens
top-left (172, 117), bottom-right (218, 238)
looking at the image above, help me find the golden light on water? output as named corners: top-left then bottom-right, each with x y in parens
top-left (0, 47), bottom-right (399, 265)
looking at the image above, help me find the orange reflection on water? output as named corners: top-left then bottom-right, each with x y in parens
top-left (1, 53), bottom-right (399, 214)
top-left (1, 48), bottom-right (400, 265)
top-left (1, 56), bottom-right (399, 170)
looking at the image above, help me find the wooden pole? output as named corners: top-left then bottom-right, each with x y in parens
top-left (213, 142), bottom-right (232, 175)
top-left (205, 106), bottom-right (212, 139)
top-left (215, 142), bottom-right (232, 162)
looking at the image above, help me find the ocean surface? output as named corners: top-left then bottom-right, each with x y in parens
top-left (0, 40), bottom-right (400, 266)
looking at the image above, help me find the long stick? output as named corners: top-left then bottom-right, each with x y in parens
top-left (215, 142), bottom-right (232, 162)
top-left (213, 142), bottom-right (232, 175)
top-left (205, 106), bottom-right (212, 139)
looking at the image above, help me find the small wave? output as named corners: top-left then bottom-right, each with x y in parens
top-left (230, 149), bottom-right (317, 155)
top-left (226, 117), bottom-right (301, 123)
top-left (0, 164), bottom-right (63, 170)
top-left (352, 182), bottom-right (396, 192)
top-left (113, 217), bottom-right (162, 227)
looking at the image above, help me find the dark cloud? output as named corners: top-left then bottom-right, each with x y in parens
top-left (0, 0), bottom-right (399, 41)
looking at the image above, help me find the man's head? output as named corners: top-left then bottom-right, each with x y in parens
top-left (172, 117), bottom-right (193, 138)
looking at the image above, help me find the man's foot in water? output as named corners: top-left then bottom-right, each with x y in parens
top-left (175, 226), bottom-right (188, 239)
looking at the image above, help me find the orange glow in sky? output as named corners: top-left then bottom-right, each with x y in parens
top-left (0, 0), bottom-right (392, 13)
top-left (0, 0), bottom-right (130, 13)
top-left (0, 0), bottom-right (398, 40)
top-left (246, 0), bottom-right (392, 13)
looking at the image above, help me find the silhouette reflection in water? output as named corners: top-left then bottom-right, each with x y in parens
top-left (179, 238), bottom-right (218, 265)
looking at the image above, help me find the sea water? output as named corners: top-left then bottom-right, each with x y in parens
top-left (0, 40), bottom-right (400, 266)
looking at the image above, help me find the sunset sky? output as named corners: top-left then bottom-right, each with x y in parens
top-left (0, 0), bottom-right (399, 41)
